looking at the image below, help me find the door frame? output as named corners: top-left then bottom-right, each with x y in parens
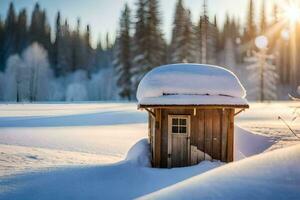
top-left (167, 115), bottom-right (191, 168)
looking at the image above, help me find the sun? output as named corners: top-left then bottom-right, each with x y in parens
top-left (283, 2), bottom-right (300, 23)
top-left (286, 6), bottom-right (300, 22)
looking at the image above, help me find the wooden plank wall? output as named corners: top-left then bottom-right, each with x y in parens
top-left (153, 109), bottom-right (161, 167)
top-left (227, 109), bottom-right (234, 162)
top-left (152, 108), bottom-right (235, 168)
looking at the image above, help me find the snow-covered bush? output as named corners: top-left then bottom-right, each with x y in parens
top-left (3, 43), bottom-right (53, 102)
top-left (0, 72), bottom-right (4, 100)
top-left (48, 79), bottom-right (65, 101)
top-left (22, 42), bottom-right (53, 101)
top-left (66, 82), bottom-right (88, 101)
top-left (88, 68), bottom-right (118, 100)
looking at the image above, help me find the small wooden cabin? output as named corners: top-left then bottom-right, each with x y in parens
top-left (137, 64), bottom-right (249, 168)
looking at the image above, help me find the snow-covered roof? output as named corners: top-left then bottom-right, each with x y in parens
top-left (137, 64), bottom-right (248, 107)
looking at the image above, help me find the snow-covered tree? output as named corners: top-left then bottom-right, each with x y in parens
top-left (22, 42), bottom-right (53, 101)
top-left (3, 55), bottom-right (23, 101)
top-left (245, 49), bottom-right (279, 101)
top-left (114, 3), bottom-right (132, 100)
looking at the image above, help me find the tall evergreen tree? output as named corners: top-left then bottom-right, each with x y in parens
top-left (244, 0), bottom-right (256, 42)
top-left (2, 2), bottom-right (17, 71)
top-left (29, 4), bottom-right (51, 51)
top-left (53, 11), bottom-right (62, 76)
top-left (145, 0), bottom-right (166, 67)
top-left (195, 1), bottom-right (218, 64)
top-left (260, 0), bottom-right (266, 34)
top-left (170, 0), bottom-right (195, 63)
top-left (114, 4), bottom-right (132, 100)
top-left (0, 16), bottom-right (5, 70)
top-left (131, 0), bottom-right (148, 92)
top-left (16, 9), bottom-right (28, 53)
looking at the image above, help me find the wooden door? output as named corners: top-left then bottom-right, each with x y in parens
top-left (168, 115), bottom-right (191, 168)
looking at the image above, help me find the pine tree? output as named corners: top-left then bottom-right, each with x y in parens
top-left (57, 20), bottom-right (72, 75)
top-left (3, 2), bottom-right (17, 70)
top-left (195, 1), bottom-right (218, 64)
top-left (16, 9), bottom-right (28, 54)
top-left (260, 0), bottom-right (266, 34)
top-left (29, 4), bottom-right (51, 52)
top-left (243, 0), bottom-right (256, 42)
top-left (131, 0), bottom-right (166, 95)
top-left (53, 11), bottom-right (61, 76)
top-left (145, 0), bottom-right (166, 67)
top-left (245, 49), bottom-right (278, 101)
top-left (114, 4), bottom-right (132, 100)
top-left (170, 1), bottom-right (195, 63)
top-left (131, 0), bottom-right (147, 90)
top-left (0, 16), bottom-right (5, 70)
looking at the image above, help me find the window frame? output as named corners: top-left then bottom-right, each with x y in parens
top-left (169, 115), bottom-right (190, 135)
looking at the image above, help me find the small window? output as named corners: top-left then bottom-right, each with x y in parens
top-left (171, 117), bottom-right (187, 134)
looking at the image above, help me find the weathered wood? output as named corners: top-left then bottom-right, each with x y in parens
top-left (212, 109), bottom-right (221, 160)
top-left (154, 109), bottom-right (161, 167)
top-left (151, 106), bottom-right (238, 168)
top-left (198, 110), bottom-right (205, 152)
top-left (204, 110), bottom-right (213, 157)
top-left (221, 109), bottom-right (228, 162)
top-left (227, 109), bottom-right (234, 162)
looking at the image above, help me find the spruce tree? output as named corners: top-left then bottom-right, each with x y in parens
top-left (53, 11), bottom-right (61, 76)
top-left (170, 0), bottom-right (186, 63)
top-left (145, 0), bottom-right (166, 67)
top-left (244, 0), bottom-right (256, 42)
top-left (131, 0), bottom-right (148, 92)
top-left (16, 9), bottom-right (28, 54)
top-left (260, 0), bottom-right (266, 34)
top-left (170, 0), bottom-right (195, 63)
top-left (0, 16), bottom-right (5, 70)
top-left (3, 2), bottom-right (17, 70)
top-left (114, 4), bottom-right (132, 100)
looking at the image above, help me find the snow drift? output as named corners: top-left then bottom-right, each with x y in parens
top-left (137, 64), bottom-right (247, 105)
top-left (140, 144), bottom-right (300, 200)
top-left (125, 139), bottom-right (151, 167)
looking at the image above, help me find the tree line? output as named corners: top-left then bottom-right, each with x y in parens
top-left (0, 2), bottom-right (113, 76)
top-left (0, 0), bottom-right (299, 101)
top-left (114, 0), bottom-right (300, 100)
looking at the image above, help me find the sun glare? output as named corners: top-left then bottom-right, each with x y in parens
top-left (284, 4), bottom-right (300, 23)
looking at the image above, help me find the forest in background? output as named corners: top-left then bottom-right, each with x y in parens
top-left (0, 0), bottom-right (299, 102)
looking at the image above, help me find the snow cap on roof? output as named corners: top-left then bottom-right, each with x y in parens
top-left (137, 64), bottom-right (247, 105)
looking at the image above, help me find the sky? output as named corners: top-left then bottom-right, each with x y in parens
top-left (0, 0), bottom-right (274, 48)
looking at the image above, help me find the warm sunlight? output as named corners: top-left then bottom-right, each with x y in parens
top-left (282, 1), bottom-right (300, 23)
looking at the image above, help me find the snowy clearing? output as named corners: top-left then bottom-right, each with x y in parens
top-left (0, 102), bottom-right (299, 199)
top-left (140, 144), bottom-right (300, 200)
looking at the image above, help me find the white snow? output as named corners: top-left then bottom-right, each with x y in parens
top-left (140, 144), bottom-right (300, 200)
top-left (139, 94), bottom-right (248, 106)
top-left (137, 64), bottom-right (247, 105)
top-left (0, 102), bottom-right (299, 199)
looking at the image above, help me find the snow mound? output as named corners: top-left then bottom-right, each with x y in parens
top-left (140, 144), bottom-right (300, 199)
top-left (137, 64), bottom-right (246, 104)
top-left (125, 139), bottom-right (151, 167)
top-left (234, 126), bottom-right (275, 160)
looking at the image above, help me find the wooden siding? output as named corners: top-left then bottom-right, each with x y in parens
top-left (148, 107), bottom-right (236, 168)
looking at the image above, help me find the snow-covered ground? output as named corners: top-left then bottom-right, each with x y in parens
top-left (0, 102), bottom-right (299, 199)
